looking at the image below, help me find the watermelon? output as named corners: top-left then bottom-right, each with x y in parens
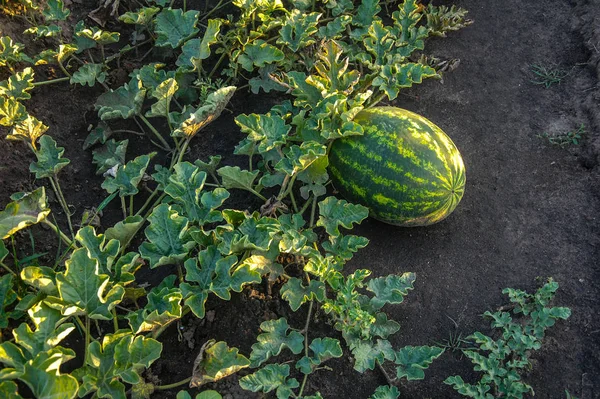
top-left (328, 107), bottom-right (466, 226)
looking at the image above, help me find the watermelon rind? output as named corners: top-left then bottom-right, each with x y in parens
top-left (328, 107), bottom-right (466, 227)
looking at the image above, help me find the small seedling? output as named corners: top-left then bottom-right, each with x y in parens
top-left (537, 124), bottom-right (585, 147)
top-left (530, 63), bottom-right (569, 88)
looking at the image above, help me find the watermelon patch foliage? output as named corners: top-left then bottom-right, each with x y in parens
top-left (0, 0), bottom-right (569, 398)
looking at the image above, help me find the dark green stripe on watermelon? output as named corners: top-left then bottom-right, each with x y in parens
top-left (328, 107), bottom-right (466, 226)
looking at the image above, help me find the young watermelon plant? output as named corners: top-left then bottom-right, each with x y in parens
top-left (0, 0), bottom-right (571, 398)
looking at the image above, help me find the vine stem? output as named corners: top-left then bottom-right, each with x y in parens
top-left (32, 76), bottom-right (70, 86)
top-left (0, 262), bottom-right (16, 276)
top-left (57, 60), bottom-right (72, 78)
top-left (367, 92), bottom-right (387, 108)
top-left (154, 376), bottom-right (192, 391)
top-left (377, 362), bottom-right (395, 386)
top-left (43, 220), bottom-right (73, 246)
top-left (200, 0), bottom-right (230, 21)
top-left (138, 114), bottom-right (172, 150)
top-left (111, 308), bottom-right (119, 332)
top-left (134, 189), bottom-right (159, 217)
top-left (50, 175), bottom-right (75, 238)
top-left (297, 296), bottom-right (314, 398)
top-left (309, 195), bottom-right (317, 228)
top-left (85, 316), bottom-right (91, 364)
top-left (121, 196), bottom-right (127, 219)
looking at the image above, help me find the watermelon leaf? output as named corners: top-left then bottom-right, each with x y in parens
top-left (0, 187), bottom-right (50, 239)
top-left (317, 197), bottom-right (369, 237)
top-left (394, 345), bottom-right (444, 380)
top-left (154, 8), bottom-right (200, 48)
top-left (189, 340), bottom-right (250, 387)
top-left (30, 135), bottom-right (70, 179)
top-left (249, 318), bottom-right (304, 367)
top-left (139, 204), bottom-right (196, 269)
top-left (0, 67), bottom-right (34, 100)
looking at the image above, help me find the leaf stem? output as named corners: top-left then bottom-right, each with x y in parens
top-left (43, 220), bottom-right (73, 246)
top-left (129, 195), bottom-right (134, 216)
top-left (111, 308), bottom-right (119, 332)
top-left (367, 91), bottom-right (387, 108)
top-left (200, 0), bottom-right (230, 21)
top-left (85, 316), bottom-right (90, 364)
top-left (298, 296), bottom-right (314, 398)
top-left (0, 262), bottom-right (16, 276)
top-left (278, 174), bottom-right (298, 201)
top-left (154, 376), bottom-right (192, 391)
top-left (139, 114), bottom-right (172, 150)
top-left (50, 176), bottom-right (75, 238)
top-left (309, 195), bottom-right (317, 228)
top-left (208, 52), bottom-right (228, 79)
top-left (135, 189), bottom-right (160, 217)
top-left (121, 196), bottom-right (127, 219)
top-left (299, 195), bottom-right (313, 215)
top-left (289, 188), bottom-right (299, 213)
top-left (57, 60), bottom-right (72, 78)
top-left (32, 76), bottom-right (70, 86)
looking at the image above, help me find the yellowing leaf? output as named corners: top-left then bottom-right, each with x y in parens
top-left (7, 114), bottom-right (48, 149)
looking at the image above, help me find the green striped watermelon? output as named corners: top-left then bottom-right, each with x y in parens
top-left (328, 107), bottom-right (466, 226)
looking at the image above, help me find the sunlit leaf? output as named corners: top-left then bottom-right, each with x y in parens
top-left (172, 86), bottom-right (236, 138)
top-left (235, 113), bottom-right (291, 153)
top-left (0, 36), bottom-right (33, 67)
top-left (126, 276), bottom-right (182, 334)
top-left (24, 24), bottom-right (62, 38)
top-left (20, 266), bottom-right (56, 295)
top-left (295, 337), bottom-right (342, 374)
top-left (278, 10), bottom-right (320, 52)
top-left (373, 63), bottom-right (437, 101)
top-left (249, 318), bottom-right (304, 367)
top-left (7, 114), bottom-right (48, 149)
top-left (280, 278), bottom-right (325, 311)
top-left (77, 331), bottom-right (162, 399)
top-left (52, 248), bottom-right (124, 319)
top-left (0, 67), bottom-right (34, 100)
top-left (146, 78), bottom-right (178, 118)
top-left (181, 246), bottom-right (260, 318)
top-left (316, 197), bottom-right (369, 237)
top-left (19, 351), bottom-right (79, 399)
top-left (118, 7), bottom-right (159, 25)
top-left (76, 23), bottom-right (120, 46)
top-left (217, 166), bottom-right (259, 193)
top-left (190, 340), bottom-right (250, 387)
top-left (0, 187), bottom-right (50, 239)
top-left (12, 302), bottom-right (74, 358)
top-left (238, 40), bottom-right (284, 72)
top-left (0, 96), bottom-right (27, 127)
top-left (105, 215), bottom-right (144, 248)
top-left (239, 363), bottom-right (299, 397)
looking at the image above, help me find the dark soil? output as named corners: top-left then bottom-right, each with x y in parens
top-left (1, 0), bottom-right (599, 398)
